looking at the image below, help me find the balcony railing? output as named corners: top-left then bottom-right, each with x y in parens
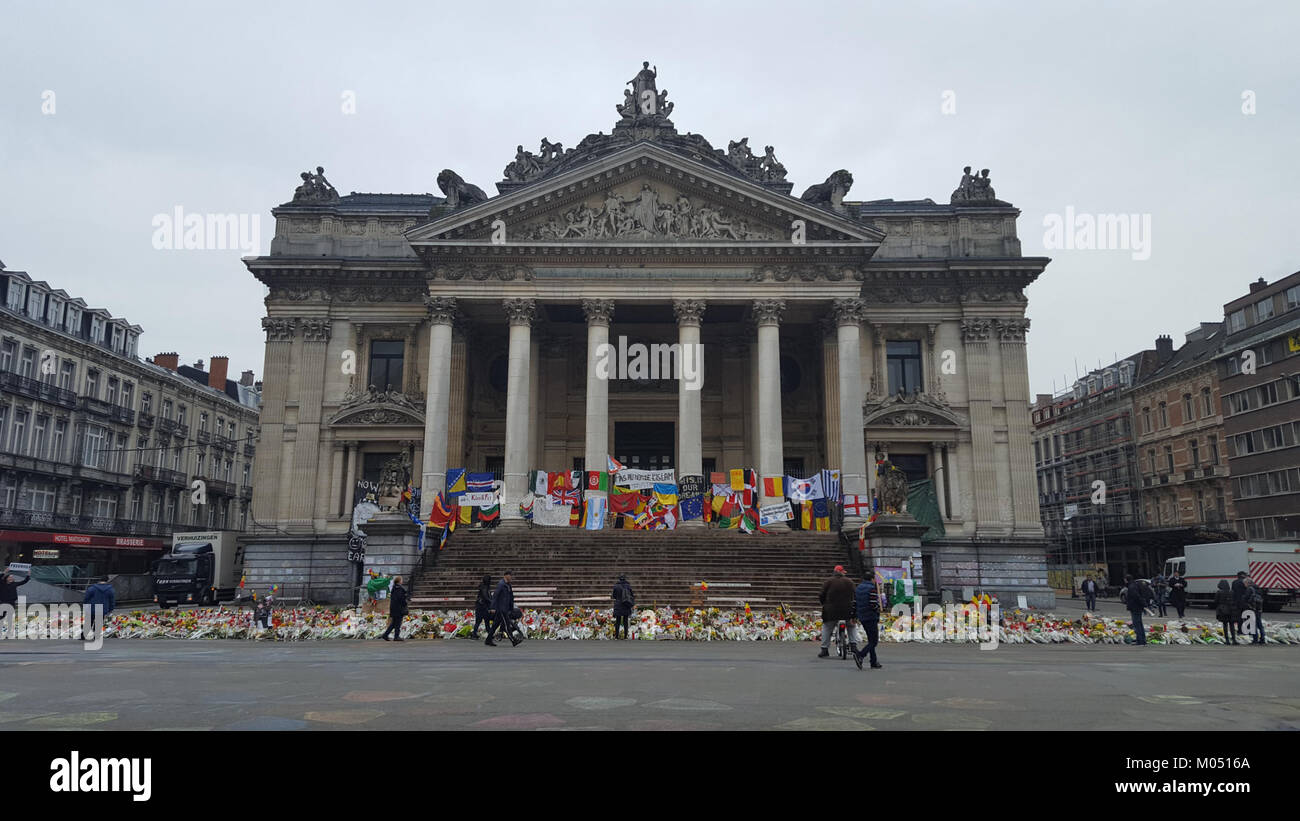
top-left (176, 423), bottom-right (189, 439)
top-left (0, 508), bottom-right (172, 538)
top-left (240, 484), bottom-right (253, 500)
top-left (108, 404), bottom-right (135, 425)
top-left (203, 477), bottom-right (236, 497)
top-left (0, 371), bottom-right (78, 408)
top-left (214, 434), bottom-right (234, 452)
top-left (196, 429), bottom-right (211, 445)
top-left (79, 396), bottom-right (113, 418)
top-left (133, 463), bottom-right (189, 489)
top-left (243, 443), bottom-right (255, 458)
top-left (156, 417), bottom-right (177, 435)
top-left (72, 463), bottom-right (133, 488)
top-left (137, 411), bottom-right (154, 429)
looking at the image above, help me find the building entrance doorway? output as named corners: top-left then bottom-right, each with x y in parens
top-left (614, 422), bottom-right (674, 471)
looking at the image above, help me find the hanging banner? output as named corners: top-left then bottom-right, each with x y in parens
top-left (614, 468), bottom-right (676, 489)
top-left (679, 474), bottom-right (706, 499)
top-left (758, 501), bottom-right (793, 526)
top-left (461, 491), bottom-right (497, 507)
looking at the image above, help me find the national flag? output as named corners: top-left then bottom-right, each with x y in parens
top-left (400, 486), bottom-right (413, 503)
top-left (445, 468), bottom-right (467, 497)
top-left (466, 472), bottom-right (494, 492)
top-left (679, 496), bottom-right (703, 521)
top-left (729, 469), bottom-right (745, 491)
top-left (762, 476), bottom-right (784, 497)
top-left (479, 500), bottom-right (500, 522)
top-left (437, 519), bottom-right (455, 550)
top-left (530, 470), bottom-right (548, 495)
top-left (609, 491), bottom-right (642, 515)
top-left (569, 501), bottom-right (583, 527)
top-left (552, 486), bottom-right (580, 506)
top-left (740, 507), bottom-right (770, 535)
top-left (652, 482), bottom-right (678, 508)
top-left (812, 497), bottom-right (831, 531)
top-left (586, 471), bottom-right (609, 492)
top-left (801, 501), bottom-right (812, 530)
top-left (821, 469), bottom-right (842, 503)
top-left (842, 494), bottom-right (871, 517)
top-left (417, 525), bottom-right (427, 552)
top-left (428, 492), bottom-right (453, 528)
top-left (519, 497), bottom-right (535, 521)
top-left (584, 495), bottom-right (607, 530)
top-left (239, 573), bottom-right (246, 589)
top-left (715, 495), bottom-right (742, 529)
top-left (607, 455), bottom-right (626, 473)
top-left (787, 474), bottom-right (825, 501)
top-left (458, 504), bottom-right (473, 525)
top-left (547, 472), bottom-right (568, 493)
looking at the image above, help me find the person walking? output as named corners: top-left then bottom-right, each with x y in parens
top-left (1231, 571), bottom-right (1250, 637)
top-left (1214, 579), bottom-right (1238, 645)
top-left (1167, 571), bottom-right (1188, 618)
top-left (1, 569), bottom-right (30, 637)
top-left (81, 576), bottom-right (116, 640)
top-left (1125, 574), bottom-right (1151, 645)
top-left (852, 576), bottom-right (883, 669)
top-left (254, 595), bottom-right (273, 630)
top-left (1246, 579), bottom-right (1265, 645)
top-left (471, 574), bottom-right (492, 639)
top-left (817, 565), bottom-right (856, 658)
top-left (1079, 575), bottom-right (1099, 612)
top-left (611, 573), bottom-right (635, 639)
top-left (486, 570), bottom-right (520, 647)
top-left (381, 576), bottom-right (408, 641)
top-left (1152, 573), bottom-right (1168, 617)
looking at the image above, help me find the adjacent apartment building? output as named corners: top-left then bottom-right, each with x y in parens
top-left (0, 263), bottom-right (261, 577)
top-left (1217, 272), bottom-right (1300, 541)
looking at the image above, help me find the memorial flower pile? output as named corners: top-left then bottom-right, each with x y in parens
top-left (8, 605), bottom-right (1292, 644)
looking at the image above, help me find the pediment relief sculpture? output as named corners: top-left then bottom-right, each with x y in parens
top-left (863, 390), bottom-right (965, 428)
top-left (514, 184), bottom-right (780, 242)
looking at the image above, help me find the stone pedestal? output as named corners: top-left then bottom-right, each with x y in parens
top-left (359, 514), bottom-right (425, 584)
top-left (859, 514), bottom-right (930, 569)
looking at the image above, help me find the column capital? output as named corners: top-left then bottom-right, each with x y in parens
top-left (960, 317), bottom-right (993, 342)
top-left (829, 297), bottom-right (867, 327)
top-left (423, 295), bottom-right (459, 325)
top-left (300, 318), bottom-right (331, 342)
top-left (750, 298), bottom-right (786, 327)
top-left (581, 298), bottom-right (615, 326)
top-left (673, 298), bottom-right (707, 327)
top-left (502, 298), bottom-right (537, 327)
top-left (261, 317), bottom-right (297, 342)
top-left (995, 317), bottom-right (1031, 342)
top-left (869, 322), bottom-right (887, 344)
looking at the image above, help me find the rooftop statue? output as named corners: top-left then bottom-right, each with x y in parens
top-left (950, 166), bottom-right (1002, 205)
top-left (437, 169), bottom-right (489, 208)
top-left (291, 166), bottom-right (340, 203)
top-left (800, 170), bottom-right (854, 208)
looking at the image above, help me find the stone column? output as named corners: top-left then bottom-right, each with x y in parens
top-left (930, 441), bottom-right (948, 519)
top-left (289, 318), bottom-right (330, 527)
top-left (254, 318), bottom-right (295, 525)
top-left (675, 299), bottom-right (706, 527)
top-left (998, 318), bottom-right (1044, 537)
top-left (752, 299), bottom-right (786, 508)
top-left (446, 320), bottom-right (469, 472)
top-left (419, 296), bottom-right (457, 521)
top-left (329, 441), bottom-right (345, 517)
top-left (832, 299), bottom-right (869, 521)
top-left (343, 441), bottom-right (359, 512)
top-left (871, 324), bottom-right (888, 399)
top-left (962, 316), bottom-right (1000, 533)
top-left (819, 318), bottom-right (841, 471)
top-left (500, 298), bottom-right (536, 525)
top-left (721, 338), bottom-right (747, 468)
top-left (583, 299), bottom-right (613, 498)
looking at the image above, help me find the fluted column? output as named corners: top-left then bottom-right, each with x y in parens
top-left (583, 298), bottom-right (614, 505)
top-left (329, 441), bottom-right (345, 517)
top-left (930, 441), bottom-right (948, 519)
top-left (998, 318), bottom-right (1044, 537)
top-left (289, 318), bottom-right (330, 527)
top-left (446, 320), bottom-right (469, 471)
top-left (500, 298), bottom-right (536, 525)
top-left (343, 440), bottom-right (359, 513)
top-left (962, 318), bottom-right (1001, 532)
top-left (419, 297), bottom-right (457, 521)
top-left (753, 299), bottom-right (786, 508)
top-left (675, 299), bottom-right (706, 527)
top-left (255, 317), bottom-right (295, 525)
top-left (819, 318), bottom-right (841, 471)
top-left (832, 299), bottom-right (869, 523)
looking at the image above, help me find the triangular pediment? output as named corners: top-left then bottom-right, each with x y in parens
top-left (406, 142), bottom-right (884, 249)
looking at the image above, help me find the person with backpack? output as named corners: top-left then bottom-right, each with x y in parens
top-left (1246, 579), bottom-right (1265, 645)
top-left (1214, 579), bottom-right (1238, 645)
top-left (852, 576), bottom-right (883, 669)
top-left (471, 574), bottom-right (492, 639)
top-left (611, 574), bottom-right (635, 639)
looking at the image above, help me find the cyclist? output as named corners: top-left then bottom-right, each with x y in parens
top-left (853, 576), bottom-right (883, 669)
top-left (818, 565), bottom-right (856, 659)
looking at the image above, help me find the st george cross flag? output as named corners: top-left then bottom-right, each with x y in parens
top-left (762, 476), bottom-right (784, 497)
top-left (445, 468), bottom-right (467, 497)
top-left (842, 494), bottom-right (872, 517)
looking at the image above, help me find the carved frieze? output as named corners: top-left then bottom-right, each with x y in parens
top-left (429, 263), bottom-right (533, 282)
top-left (515, 185), bottom-right (779, 242)
top-left (334, 285), bottom-right (424, 303)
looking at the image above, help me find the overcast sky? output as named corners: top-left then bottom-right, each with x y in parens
top-left (2, 0), bottom-right (1297, 397)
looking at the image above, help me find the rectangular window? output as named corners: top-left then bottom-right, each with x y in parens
top-left (200, 411), bottom-right (208, 432)
top-left (106, 377), bottom-right (119, 405)
top-left (1189, 439), bottom-right (1199, 467)
top-left (141, 392), bottom-right (152, 413)
top-left (0, 339), bottom-right (14, 372)
top-left (1182, 393), bottom-right (1194, 422)
top-left (165, 494), bottom-right (175, 523)
top-left (1228, 309), bottom-right (1247, 333)
top-left (1287, 284), bottom-right (1300, 311)
top-left (51, 419), bottom-right (66, 462)
top-left (30, 415), bottom-right (48, 460)
top-left (20, 481), bottom-right (56, 513)
top-left (1256, 297), bottom-right (1275, 322)
top-left (368, 340), bottom-right (406, 393)
top-left (59, 361), bottom-right (75, 390)
top-left (1201, 387), bottom-right (1213, 416)
top-left (18, 347), bottom-right (35, 378)
top-left (1142, 407), bottom-right (1151, 433)
top-left (162, 399), bottom-right (173, 419)
top-left (121, 382), bottom-right (133, 409)
top-left (10, 409), bottom-right (28, 455)
top-left (82, 424), bottom-right (108, 468)
top-left (85, 370), bottom-right (99, 399)
top-left (1208, 434), bottom-right (1218, 464)
top-left (1158, 402), bottom-right (1168, 428)
top-left (1165, 445), bottom-right (1174, 474)
top-left (886, 340), bottom-right (923, 396)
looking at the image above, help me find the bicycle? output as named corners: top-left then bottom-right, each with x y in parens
top-left (832, 619), bottom-right (859, 666)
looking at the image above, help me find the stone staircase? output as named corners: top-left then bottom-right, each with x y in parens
top-left (410, 527), bottom-right (849, 611)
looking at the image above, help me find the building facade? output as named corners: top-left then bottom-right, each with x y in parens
top-left (1217, 272), bottom-right (1300, 541)
top-left (243, 67), bottom-right (1052, 604)
top-left (0, 265), bottom-right (260, 576)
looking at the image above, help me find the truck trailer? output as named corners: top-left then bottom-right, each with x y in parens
top-left (1164, 541), bottom-right (1300, 611)
top-left (152, 531), bottom-right (245, 608)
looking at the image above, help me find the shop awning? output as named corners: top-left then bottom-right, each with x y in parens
top-left (0, 530), bottom-right (166, 550)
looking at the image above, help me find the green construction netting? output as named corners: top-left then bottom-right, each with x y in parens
top-left (906, 479), bottom-right (946, 543)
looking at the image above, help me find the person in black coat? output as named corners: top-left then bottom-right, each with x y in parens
top-left (1125, 574), bottom-right (1150, 646)
top-left (611, 574), bottom-right (635, 639)
top-left (1231, 571), bottom-right (1249, 635)
top-left (381, 576), bottom-right (408, 641)
top-left (1214, 579), bottom-right (1238, 645)
top-left (1245, 579), bottom-right (1265, 645)
top-left (486, 570), bottom-right (519, 647)
top-left (1, 570), bottom-right (30, 607)
top-left (471, 574), bottom-right (492, 639)
top-left (1079, 576), bottom-right (1100, 612)
top-left (1167, 572), bottom-right (1188, 618)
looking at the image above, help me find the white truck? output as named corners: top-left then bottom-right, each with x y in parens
top-left (152, 531), bottom-right (245, 607)
top-left (1165, 541), bottom-right (1300, 612)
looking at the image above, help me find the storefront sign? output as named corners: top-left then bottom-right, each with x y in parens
top-left (33, 550), bottom-right (59, 559)
top-left (53, 534), bottom-right (93, 545)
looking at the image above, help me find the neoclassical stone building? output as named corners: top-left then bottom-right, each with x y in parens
top-left (243, 66), bottom-right (1051, 604)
